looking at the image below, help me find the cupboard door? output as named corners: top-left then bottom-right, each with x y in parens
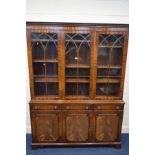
top-left (65, 33), bottom-right (91, 97)
top-left (30, 32), bottom-right (59, 97)
top-left (94, 111), bottom-right (120, 142)
top-left (31, 111), bottom-right (60, 142)
top-left (64, 111), bottom-right (91, 142)
top-left (96, 33), bottom-right (125, 97)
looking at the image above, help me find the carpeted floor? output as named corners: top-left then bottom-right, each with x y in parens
top-left (26, 134), bottom-right (129, 155)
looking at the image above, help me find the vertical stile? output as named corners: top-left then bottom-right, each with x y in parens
top-left (119, 32), bottom-right (129, 98)
top-left (90, 30), bottom-right (98, 99)
top-left (58, 31), bottom-right (65, 98)
top-left (27, 29), bottom-right (34, 98)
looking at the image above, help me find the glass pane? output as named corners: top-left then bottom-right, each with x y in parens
top-left (99, 34), bottom-right (124, 46)
top-left (97, 68), bottom-right (121, 78)
top-left (65, 33), bottom-right (90, 65)
top-left (31, 32), bottom-right (58, 61)
top-left (65, 42), bottom-right (77, 65)
top-left (66, 68), bottom-right (77, 77)
top-left (47, 83), bottom-right (58, 95)
top-left (32, 42), bottom-right (44, 60)
top-left (65, 83), bottom-right (77, 96)
top-left (78, 83), bottom-right (89, 96)
top-left (78, 68), bottom-right (90, 77)
top-left (65, 33), bottom-right (90, 97)
top-left (78, 43), bottom-right (90, 65)
top-left (33, 62), bottom-right (45, 76)
top-left (34, 82), bottom-right (46, 95)
top-left (45, 42), bottom-right (57, 60)
top-left (46, 63), bottom-right (58, 76)
top-left (31, 32), bottom-right (59, 97)
top-left (66, 68), bottom-right (90, 79)
top-left (98, 48), bottom-right (110, 65)
top-left (110, 48), bottom-right (123, 66)
top-left (96, 83), bottom-right (120, 96)
top-left (96, 83), bottom-right (108, 95)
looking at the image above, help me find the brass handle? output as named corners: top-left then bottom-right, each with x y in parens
top-left (66, 106), bottom-right (70, 110)
top-left (85, 106), bottom-right (89, 110)
top-left (116, 106), bottom-right (120, 110)
top-left (98, 106), bottom-right (101, 110)
top-left (54, 106), bottom-right (57, 110)
top-left (34, 106), bottom-right (38, 110)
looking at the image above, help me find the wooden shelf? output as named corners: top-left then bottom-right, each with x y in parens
top-left (96, 78), bottom-right (120, 83)
top-left (97, 65), bottom-right (121, 69)
top-left (66, 76), bottom-right (89, 78)
top-left (31, 39), bottom-right (57, 42)
top-left (33, 59), bottom-right (58, 63)
top-left (65, 40), bottom-right (91, 43)
top-left (97, 76), bottom-right (120, 78)
top-left (34, 77), bottom-right (58, 82)
top-left (34, 75), bottom-right (58, 78)
top-left (66, 78), bottom-right (89, 83)
top-left (65, 95), bottom-right (89, 98)
top-left (98, 45), bottom-right (123, 48)
top-left (66, 64), bottom-right (90, 68)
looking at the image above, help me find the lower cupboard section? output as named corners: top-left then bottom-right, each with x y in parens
top-left (30, 105), bottom-right (124, 147)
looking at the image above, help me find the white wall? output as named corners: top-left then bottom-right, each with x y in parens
top-left (26, 0), bottom-right (129, 133)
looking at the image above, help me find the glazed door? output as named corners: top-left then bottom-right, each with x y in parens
top-left (30, 32), bottom-right (59, 97)
top-left (31, 111), bottom-right (60, 142)
top-left (94, 110), bottom-right (121, 142)
top-left (65, 32), bottom-right (91, 98)
top-left (63, 111), bottom-right (91, 142)
top-left (96, 32), bottom-right (125, 98)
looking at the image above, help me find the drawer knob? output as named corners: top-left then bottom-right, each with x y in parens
top-left (34, 106), bottom-right (38, 110)
top-left (66, 106), bottom-right (70, 109)
top-left (54, 106), bottom-right (57, 109)
top-left (85, 106), bottom-right (89, 110)
top-left (116, 106), bottom-right (120, 110)
top-left (98, 106), bottom-right (101, 110)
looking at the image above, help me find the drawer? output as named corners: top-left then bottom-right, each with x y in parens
top-left (62, 104), bottom-right (91, 110)
top-left (94, 104), bottom-right (123, 110)
top-left (31, 104), bottom-right (60, 110)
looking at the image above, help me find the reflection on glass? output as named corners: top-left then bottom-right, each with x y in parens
top-left (97, 69), bottom-right (121, 78)
top-left (96, 83), bottom-right (120, 96)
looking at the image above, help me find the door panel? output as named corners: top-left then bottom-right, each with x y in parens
top-left (30, 32), bottom-right (59, 97)
top-left (95, 111), bottom-right (119, 142)
top-left (65, 33), bottom-right (91, 97)
top-left (96, 33), bottom-right (125, 98)
top-left (64, 111), bottom-right (91, 142)
top-left (32, 112), bottom-right (60, 142)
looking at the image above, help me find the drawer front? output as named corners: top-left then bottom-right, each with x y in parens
top-left (94, 104), bottom-right (124, 110)
top-left (62, 104), bottom-right (92, 110)
top-left (31, 104), bottom-right (60, 110)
